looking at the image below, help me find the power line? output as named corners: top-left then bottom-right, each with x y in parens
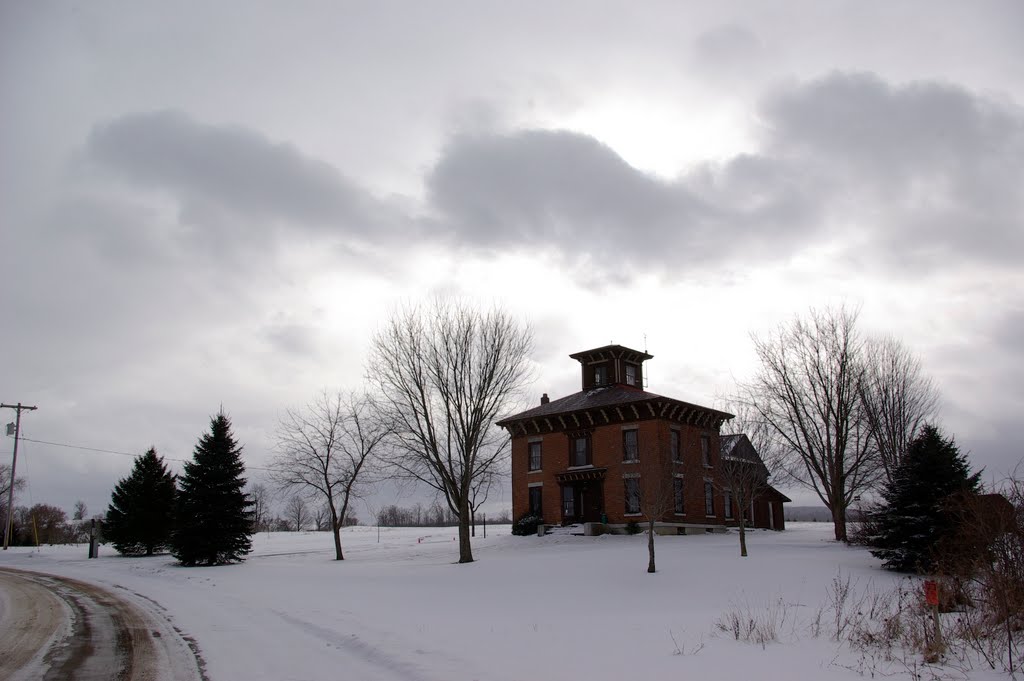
top-left (11, 435), bottom-right (272, 472)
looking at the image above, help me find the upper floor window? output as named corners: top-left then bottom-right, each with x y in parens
top-left (670, 430), bottom-right (681, 462)
top-left (625, 363), bottom-right (637, 386)
top-left (528, 442), bottom-right (542, 471)
top-left (594, 365), bottom-right (608, 386)
top-left (701, 435), bottom-right (712, 467)
top-left (623, 429), bottom-right (638, 461)
top-left (571, 435), bottom-right (590, 467)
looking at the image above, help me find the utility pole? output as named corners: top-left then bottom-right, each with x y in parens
top-left (2, 402), bottom-right (37, 550)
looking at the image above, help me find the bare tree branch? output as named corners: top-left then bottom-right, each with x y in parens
top-left (742, 305), bottom-right (879, 541)
top-left (271, 391), bottom-right (387, 559)
top-left (859, 335), bottom-right (940, 487)
top-left (368, 300), bottom-right (533, 563)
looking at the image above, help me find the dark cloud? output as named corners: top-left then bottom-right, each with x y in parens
top-left (426, 129), bottom-right (814, 273)
top-left (760, 72), bottom-right (1024, 267)
top-left (424, 72), bottom-right (1024, 282)
top-left (85, 110), bottom-right (384, 236)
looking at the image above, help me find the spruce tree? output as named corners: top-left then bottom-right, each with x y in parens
top-left (869, 425), bottom-right (980, 572)
top-left (172, 411), bottom-right (254, 566)
top-left (104, 448), bottom-right (176, 556)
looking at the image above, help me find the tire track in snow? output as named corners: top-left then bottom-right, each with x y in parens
top-left (273, 610), bottom-right (452, 681)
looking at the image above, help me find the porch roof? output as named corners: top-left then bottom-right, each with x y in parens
top-left (555, 467), bottom-right (608, 483)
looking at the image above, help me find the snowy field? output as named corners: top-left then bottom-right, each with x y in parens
top-left (0, 523), bottom-right (1005, 681)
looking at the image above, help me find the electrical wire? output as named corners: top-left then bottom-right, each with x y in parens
top-left (11, 435), bottom-right (272, 471)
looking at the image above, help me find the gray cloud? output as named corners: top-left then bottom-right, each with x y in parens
top-left (423, 72), bottom-right (1024, 281)
top-left (425, 129), bottom-right (806, 272)
top-left (760, 72), bottom-right (1024, 267)
top-left (85, 110), bottom-right (384, 237)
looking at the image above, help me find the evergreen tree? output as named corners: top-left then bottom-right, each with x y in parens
top-left (172, 411), bottom-right (254, 566)
top-left (868, 425), bottom-right (980, 572)
top-left (104, 448), bottom-right (176, 556)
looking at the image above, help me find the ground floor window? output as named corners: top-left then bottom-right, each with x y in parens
top-left (625, 478), bottom-right (641, 514)
top-left (529, 486), bottom-right (542, 516)
top-left (704, 481), bottom-right (715, 516)
top-left (562, 486), bottom-right (575, 517)
top-left (724, 489), bottom-right (734, 519)
top-left (673, 476), bottom-right (684, 514)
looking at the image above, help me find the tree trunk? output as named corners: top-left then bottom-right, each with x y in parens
top-left (647, 518), bottom-right (656, 573)
top-left (738, 521), bottom-right (747, 557)
top-left (458, 496), bottom-right (474, 563)
top-left (331, 504), bottom-right (344, 560)
top-left (831, 502), bottom-right (848, 542)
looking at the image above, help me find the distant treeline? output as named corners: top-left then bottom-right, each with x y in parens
top-left (376, 502), bottom-right (512, 528)
top-left (784, 506), bottom-right (835, 522)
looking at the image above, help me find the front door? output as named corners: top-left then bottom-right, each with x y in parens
top-left (561, 483), bottom-right (605, 524)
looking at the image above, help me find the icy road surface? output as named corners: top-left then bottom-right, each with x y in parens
top-left (0, 567), bottom-right (205, 681)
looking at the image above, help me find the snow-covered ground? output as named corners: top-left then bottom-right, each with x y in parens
top-left (0, 524), bottom-right (1005, 680)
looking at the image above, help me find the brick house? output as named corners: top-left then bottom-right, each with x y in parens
top-left (496, 344), bottom-right (788, 533)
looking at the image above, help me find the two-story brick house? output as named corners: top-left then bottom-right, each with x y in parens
top-left (496, 344), bottom-right (787, 533)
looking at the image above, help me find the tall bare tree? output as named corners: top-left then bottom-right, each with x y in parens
top-left (285, 494), bottom-right (308, 532)
top-left (369, 300), bottom-right (533, 563)
top-left (272, 391), bottom-right (387, 559)
top-left (745, 306), bottom-right (878, 541)
top-left (0, 463), bottom-right (24, 545)
top-left (248, 483), bottom-right (271, 533)
top-left (859, 335), bottom-right (939, 487)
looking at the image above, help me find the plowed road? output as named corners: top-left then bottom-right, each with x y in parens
top-left (0, 568), bottom-right (205, 681)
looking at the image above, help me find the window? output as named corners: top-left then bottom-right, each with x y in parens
top-left (701, 435), bottom-right (711, 467)
top-left (704, 481), bottom-right (715, 516)
top-left (625, 363), bottom-right (637, 386)
top-left (670, 430), bottom-right (681, 462)
top-left (724, 490), bottom-right (734, 519)
top-left (625, 478), bottom-right (641, 514)
top-left (528, 441), bottom-right (542, 471)
top-left (594, 365), bottom-right (608, 386)
top-left (529, 486), bottom-right (543, 516)
top-left (571, 436), bottom-right (590, 467)
top-left (623, 429), bottom-right (638, 461)
top-left (562, 486), bottom-right (575, 517)
top-left (674, 476), bottom-right (685, 514)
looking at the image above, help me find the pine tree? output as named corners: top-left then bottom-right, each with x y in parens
top-left (868, 425), bottom-right (980, 572)
top-left (172, 411), bottom-right (254, 566)
top-left (104, 448), bottom-right (176, 556)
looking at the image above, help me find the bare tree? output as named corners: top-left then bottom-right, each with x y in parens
top-left (285, 494), bottom-right (308, 532)
top-left (717, 401), bottom-right (787, 556)
top-left (744, 306), bottom-right (878, 541)
top-left (0, 463), bottom-right (25, 545)
top-left (312, 503), bottom-right (332, 531)
top-left (369, 300), bottom-right (533, 563)
top-left (272, 391), bottom-right (387, 559)
top-left (248, 483), bottom-right (271, 533)
top-left (635, 442), bottom-right (677, 574)
top-left (859, 335), bottom-right (940, 487)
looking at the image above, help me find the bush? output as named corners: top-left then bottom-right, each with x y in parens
top-left (626, 520), bottom-right (641, 535)
top-left (512, 513), bottom-right (544, 536)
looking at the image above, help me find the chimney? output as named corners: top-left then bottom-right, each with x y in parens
top-left (540, 393), bottom-right (549, 405)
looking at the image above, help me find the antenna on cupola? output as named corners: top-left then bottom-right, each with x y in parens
top-left (643, 333), bottom-right (649, 388)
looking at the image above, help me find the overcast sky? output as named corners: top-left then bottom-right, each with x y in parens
top-left (2, 2), bottom-right (1022, 520)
